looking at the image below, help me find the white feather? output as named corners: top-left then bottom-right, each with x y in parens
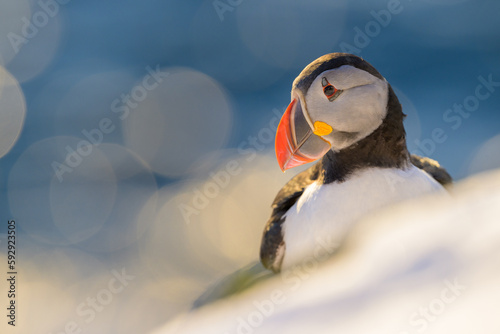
top-left (281, 165), bottom-right (445, 269)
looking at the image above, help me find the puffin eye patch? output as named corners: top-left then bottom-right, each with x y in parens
top-left (321, 77), bottom-right (342, 102)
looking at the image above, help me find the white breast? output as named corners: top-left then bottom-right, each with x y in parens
top-left (281, 165), bottom-right (445, 270)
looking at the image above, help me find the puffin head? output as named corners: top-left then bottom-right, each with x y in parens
top-left (276, 53), bottom-right (394, 171)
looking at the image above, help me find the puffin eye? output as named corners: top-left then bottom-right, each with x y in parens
top-left (321, 77), bottom-right (342, 102)
top-left (324, 85), bottom-right (336, 96)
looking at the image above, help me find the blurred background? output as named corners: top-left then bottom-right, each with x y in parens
top-left (0, 0), bottom-right (499, 333)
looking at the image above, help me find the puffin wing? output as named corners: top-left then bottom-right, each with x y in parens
top-left (260, 161), bottom-right (322, 272)
top-left (410, 154), bottom-right (452, 186)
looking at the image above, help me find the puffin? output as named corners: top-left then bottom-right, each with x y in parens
top-left (260, 53), bottom-right (452, 273)
top-left (193, 53), bottom-right (452, 308)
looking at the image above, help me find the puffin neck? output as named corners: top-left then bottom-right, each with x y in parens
top-left (319, 84), bottom-right (410, 184)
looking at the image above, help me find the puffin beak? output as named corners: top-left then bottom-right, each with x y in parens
top-left (275, 98), bottom-right (331, 171)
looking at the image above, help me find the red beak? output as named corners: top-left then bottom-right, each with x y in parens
top-left (275, 98), bottom-right (331, 171)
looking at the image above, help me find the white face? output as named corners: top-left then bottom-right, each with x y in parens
top-left (296, 65), bottom-right (389, 151)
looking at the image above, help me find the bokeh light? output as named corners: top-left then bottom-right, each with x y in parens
top-left (123, 67), bottom-right (233, 178)
top-left (8, 136), bottom-right (117, 245)
top-left (0, 66), bottom-right (26, 158)
top-left (76, 143), bottom-right (158, 253)
top-left (0, 0), bottom-right (63, 82)
top-left (54, 69), bottom-right (137, 144)
top-left (49, 143), bottom-right (117, 244)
